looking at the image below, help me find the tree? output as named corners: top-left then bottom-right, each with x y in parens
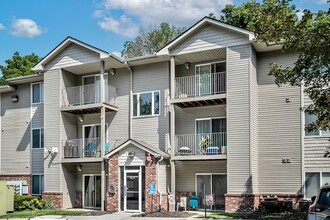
top-left (121, 22), bottom-right (186, 58)
top-left (0, 52), bottom-right (41, 85)
top-left (220, 0), bottom-right (330, 132)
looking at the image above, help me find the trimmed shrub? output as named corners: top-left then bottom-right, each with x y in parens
top-left (14, 195), bottom-right (46, 211)
top-left (258, 200), bottom-right (291, 213)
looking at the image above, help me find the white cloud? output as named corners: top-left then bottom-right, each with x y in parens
top-left (0, 23), bottom-right (5, 30)
top-left (98, 15), bottom-right (139, 37)
top-left (10, 18), bottom-right (44, 38)
top-left (95, 0), bottom-right (232, 36)
top-left (317, 0), bottom-right (328, 4)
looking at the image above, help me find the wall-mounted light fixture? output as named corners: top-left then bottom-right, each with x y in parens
top-left (127, 152), bottom-right (135, 157)
top-left (11, 95), bottom-right (18, 103)
top-left (110, 68), bottom-right (115, 75)
top-left (77, 114), bottom-right (84, 122)
top-left (76, 164), bottom-right (82, 172)
top-left (184, 62), bottom-right (190, 70)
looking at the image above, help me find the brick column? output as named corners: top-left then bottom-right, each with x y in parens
top-left (160, 193), bottom-right (169, 211)
top-left (107, 153), bottom-right (119, 212)
top-left (75, 191), bottom-right (82, 208)
top-left (42, 192), bottom-right (63, 209)
top-left (145, 153), bottom-right (159, 213)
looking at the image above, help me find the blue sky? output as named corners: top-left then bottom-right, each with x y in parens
top-left (0, 0), bottom-right (328, 73)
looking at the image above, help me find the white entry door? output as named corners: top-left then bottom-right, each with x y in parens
top-left (124, 168), bottom-right (142, 212)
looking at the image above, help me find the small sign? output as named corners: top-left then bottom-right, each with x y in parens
top-left (206, 195), bottom-right (214, 206)
top-left (168, 194), bottom-right (175, 205)
top-left (149, 183), bottom-right (156, 194)
top-left (147, 155), bottom-right (152, 162)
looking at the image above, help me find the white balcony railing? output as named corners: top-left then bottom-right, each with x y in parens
top-left (62, 138), bottom-right (118, 159)
top-left (175, 72), bottom-right (226, 99)
top-left (61, 84), bottom-right (117, 107)
top-left (174, 132), bottom-right (227, 156)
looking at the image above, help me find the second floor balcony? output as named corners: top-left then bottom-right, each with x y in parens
top-left (173, 132), bottom-right (227, 160)
top-left (173, 72), bottom-right (226, 108)
top-left (61, 84), bottom-right (117, 114)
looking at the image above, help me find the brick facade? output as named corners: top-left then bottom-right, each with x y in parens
top-left (225, 193), bottom-right (304, 212)
top-left (145, 153), bottom-right (158, 213)
top-left (42, 192), bottom-right (63, 209)
top-left (0, 174), bottom-right (32, 194)
top-left (106, 152), bottom-right (119, 212)
top-left (160, 193), bottom-right (169, 211)
top-left (75, 191), bottom-right (82, 208)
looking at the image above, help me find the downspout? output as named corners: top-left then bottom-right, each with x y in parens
top-left (157, 156), bottom-right (164, 210)
top-left (125, 61), bottom-right (133, 139)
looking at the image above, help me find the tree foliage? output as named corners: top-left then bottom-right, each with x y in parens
top-left (0, 52), bottom-right (41, 85)
top-left (220, 0), bottom-right (330, 131)
top-left (121, 22), bottom-right (186, 58)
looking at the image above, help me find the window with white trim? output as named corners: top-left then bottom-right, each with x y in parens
top-left (32, 128), bottom-right (44, 149)
top-left (32, 175), bottom-right (44, 195)
top-left (32, 82), bottom-right (44, 104)
top-left (133, 91), bottom-right (160, 117)
top-left (305, 172), bottom-right (330, 198)
top-left (305, 113), bottom-right (330, 137)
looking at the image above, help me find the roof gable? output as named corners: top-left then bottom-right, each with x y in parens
top-left (158, 17), bottom-right (254, 55)
top-left (32, 37), bottom-right (109, 72)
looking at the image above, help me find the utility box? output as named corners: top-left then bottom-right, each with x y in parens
top-left (0, 181), bottom-right (6, 215)
top-left (6, 186), bottom-right (14, 212)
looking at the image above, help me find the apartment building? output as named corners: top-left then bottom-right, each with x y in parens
top-left (0, 17), bottom-right (326, 212)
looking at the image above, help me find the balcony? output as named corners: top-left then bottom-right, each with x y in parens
top-left (61, 84), bottom-right (118, 114)
top-left (61, 138), bottom-right (118, 162)
top-left (173, 132), bottom-right (227, 160)
top-left (173, 72), bottom-right (226, 108)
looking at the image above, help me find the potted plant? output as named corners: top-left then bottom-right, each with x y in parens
top-left (199, 135), bottom-right (211, 155)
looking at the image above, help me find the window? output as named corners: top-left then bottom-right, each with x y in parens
top-left (32, 83), bottom-right (44, 104)
top-left (133, 91), bottom-right (160, 117)
top-left (32, 128), bottom-right (44, 149)
top-left (305, 113), bottom-right (330, 137)
top-left (32, 175), bottom-right (44, 195)
top-left (305, 172), bottom-right (330, 198)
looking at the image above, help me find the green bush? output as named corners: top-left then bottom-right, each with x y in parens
top-left (14, 195), bottom-right (46, 211)
top-left (258, 201), bottom-right (290, 213)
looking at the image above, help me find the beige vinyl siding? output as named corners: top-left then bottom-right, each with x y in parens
top-left (1, 84), bottom-right (31, 174)
top-left (175, 160), bottom-right (227, 192)
top-left (119, 145), bottom-right (145, 166)
top-left (171, 24), bottom-right (249, 55)
top-left (44, 69), bottom-right (61, 192)
top-left (45, 44), bottom-right (99, 70)
top-left (76, 163), bottom-right (101, 190)
top-left (250, 46), bottom-right (259, 193)
top-left (132, 62), bottom-right (169, 151)
top-left (158, 160), bottom-right (170, 193)
top-left (304, 138), bottom-right (330, 172)
top-left (31, 105), bottom-right (44, 128)
top-left (258, 51), bottom-right (301, 194)
top-left (61, 112), bottom-right (77, 141)
top-left (175, 105), bottom-right (226, 135)
top-left (107, 68), bottom-right (129, 140)
top-left (175, 59), bottom-right (226, 78)
top-left (61, 164), bottom-right (76, 208)
top-left (31, 102), bottom-right (44, 174)
top-left (227, 44), bottom-right (251, 194)
top-left (304, 93), bottom-right (313, 107)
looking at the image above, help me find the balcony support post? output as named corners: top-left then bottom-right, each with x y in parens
top-left (170, 56), bottom-right (176, 196)
top-left (100, 60), bottom-right (106, 211)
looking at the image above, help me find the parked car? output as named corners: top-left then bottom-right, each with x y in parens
top-left (309, 183), bottom-right (330, 220)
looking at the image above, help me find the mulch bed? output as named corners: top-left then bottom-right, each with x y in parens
top-left (236, 211), bottom-right (308, 219)
top-left (132, 210), bottom-right (196, 218)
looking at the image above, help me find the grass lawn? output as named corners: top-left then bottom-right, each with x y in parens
top-left (0, 210), bottom-right (85, 219)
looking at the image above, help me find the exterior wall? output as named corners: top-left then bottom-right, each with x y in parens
top-left (304, 138), bottom-right (330, 172)
top-left (0, 174), bottom-right (31, 194)
top-left (76, 163), bottom-right (101, 191)
top-left (44, 69), bottom-right (61, 192)
top-left (175, 160), bottom-right (227, 192)
top-left (175, 105), bottom-right (226, 135)
top-left (250, 46), bottom-right (259, 194)
top-left (145, 153), bottom-right (158, 213)
top-left (119, 144), bottom-right (145, 166)
top-left (45, 44), bottom-right (99, 70)
top-left (257, 51), bottom-right (301, 194)
top-left (1, 84), bottom-right (31, 174)
top-left (227, 44), bottom-right (252, 194)
top-left (132, 62), bottom-right (169, 152)
top-left (42, 192), bottom-right (63, 209)
top-left (31, 100), bottom-right (44, 175)
top-left (171, 24), bottom-right (249, 55)
top-left (158, 160), bottom-right (170, 193)
top-left (61, 164), bottom-right (76, 208)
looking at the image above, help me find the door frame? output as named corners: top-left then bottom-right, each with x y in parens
top-left (82, 174), bottom-right (101, 209)
top-left (195, 173), bottom-right (226, 210)
top-left (82, 123), bottom-right (108, 157)
top-left (124, 167), bottom-right (142, 212)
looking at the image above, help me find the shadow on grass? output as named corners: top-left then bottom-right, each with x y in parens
top-left (0, 210), bottom-right (85, 219)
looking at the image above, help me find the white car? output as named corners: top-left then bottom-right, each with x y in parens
top-left (309, 184), bottom-right (330, 220)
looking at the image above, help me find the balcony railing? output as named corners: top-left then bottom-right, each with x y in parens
top-left (174, 132), bottom-right (227, 156)
top-left (62, 138), bottom-right (118, 159)
top-left (61, 84), bottom-right (117, 107)
top-left (175, 72), bottom-right (226, 99)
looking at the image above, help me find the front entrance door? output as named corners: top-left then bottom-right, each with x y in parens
top-left (124, 169), bottom-right (142, 212)
top-left (83, 175), bottom-right (101, 208)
